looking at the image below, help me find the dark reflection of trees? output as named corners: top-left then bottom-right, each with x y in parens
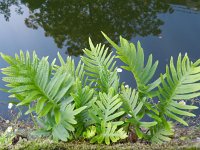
top-left (1, 0), bottom-right (174, 56)
top-left (0, 0), bottom-right (23, 21)
top-left (22, 0), bottom-right (173, 56)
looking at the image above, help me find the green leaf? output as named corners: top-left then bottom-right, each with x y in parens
top-left (150, 122), bottom-right (174, 143)
top-left (81, 38), bottom-right (119, 93)
top-left (3, 77), bottom-right (32, 84)
top-left (90, 122), bottom-right (127, 145)
top-left (83, 126), bottom-right (96, 139)
top-left (54, 107), bottom-right (61, 124)
top-left (39, 102), bottom-right (53, 117)
top-left (165, 111), bottom-right (188, 126)
top-left (140, 121), bottom-right (157, 128)
top-left (25, 106), bottom-right (36, 115)
top-left (52, 124), bottom-right (69, 141)
top-left (103, 32), bottom-right (158, 94)
top-left (73, 106), bottom-right (87, 115)
top-left (36, 98), bottom-right (47, 114)
top-left (8, 85), bottom-right (36, 93)
top-left (17, 91), bottom-right (41, 106)
top-left (156, 54), bottom-right (200, 126)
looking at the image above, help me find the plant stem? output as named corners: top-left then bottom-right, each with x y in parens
top-left (28, 105), bottom-right (38, 129)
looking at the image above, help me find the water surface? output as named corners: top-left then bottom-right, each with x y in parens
top-left (0, 0), bottom-right (200, 117)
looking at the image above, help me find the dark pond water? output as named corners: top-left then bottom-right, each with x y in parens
top-left (0, 0), bottom-right (200, 117)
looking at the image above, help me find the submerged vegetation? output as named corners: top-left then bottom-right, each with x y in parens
top-left (0, 33), bottom-right (200, 148)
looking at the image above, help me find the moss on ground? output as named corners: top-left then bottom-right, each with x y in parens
top-left (1, 125), bottom-right (200, 150)
top-left (1, 116), bottom-right (200, 150)
top-left (0, 138), bottom-right (199, 150)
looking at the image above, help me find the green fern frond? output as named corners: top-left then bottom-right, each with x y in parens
top-left (57, 52), bottom-right (75, 76)
top-left (71, 78), bottom-right (96, 137)
top-left (35, 104), bottom-right (86, 141)
top-left (1, 51), bottom-right (75, 125)
top-left (90, 88), bottom-right (125, 126)
top-left (83, 126), bottom-right (96, 139)
top-left (120, 85), bottom-right (157, 139)
top-left (72, 80), bottom-right (95, 109)
top-left (157, 53), bottom-right (199, 126)
top-left (1, 51), bottom-right (39, 78)
top-left (88, 88), bottom-right (126, 144)
top-left (1, 51), bottom-right (41, 103)
top-left (149, 122), bottom-right (174, 143)
top-left (90, 122), bottom-right (127, 145)
top-left (75, 61), bottom-right (85, 82)
top-left (120, 86), bottom-right (145, 118)
top-left (81, 38), bottom-right (119, 93)
top-left (102, 32), bottom-right (158, 94)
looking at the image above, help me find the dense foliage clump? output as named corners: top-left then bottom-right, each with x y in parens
top-left (0, 33), bottom-right (199, 145)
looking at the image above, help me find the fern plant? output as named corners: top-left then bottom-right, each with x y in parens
top-left (88, 88), bottom-right (127, 145)
top-left (120, 85), bottom-right (157, 139)
top-left (0, 51), bottom-right (86, 141)
top-left (102, 32), bottom-right (199, 143)
top-left (81, 38), bottom-right (119, 94)
top-left (1, 33), bottom-right (200, 145)
top-left (81, 39), bottom-right (128, 144)
top-left (71, 64), bottom-right (96, 137)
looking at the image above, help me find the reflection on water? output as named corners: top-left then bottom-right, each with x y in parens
top-left (23, 0), bottom-right (174, 56)
top-left (0, 0), bottom-right (174, 56)
top-left (0, 0), bottom-right (200, 117)
top-left (1, 1), bottom-right (200, 56)
top-left (0, 0), bottom-right (23, 21)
